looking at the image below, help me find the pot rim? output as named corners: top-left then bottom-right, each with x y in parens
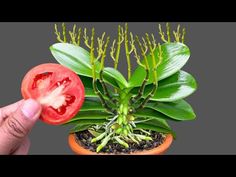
top-left (68, 133), bottom-right (173, 155)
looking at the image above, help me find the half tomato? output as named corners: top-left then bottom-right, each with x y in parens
top-left (21, 63), bottom-right (85, 125)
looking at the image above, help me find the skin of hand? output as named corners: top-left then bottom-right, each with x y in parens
top-left (0, 99), bottom-right (41, 155)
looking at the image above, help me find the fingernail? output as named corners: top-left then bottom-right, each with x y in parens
top-left (21, 99), bottom-right (41, 119)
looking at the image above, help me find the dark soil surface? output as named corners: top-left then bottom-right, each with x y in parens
top-left (75, 130), bottom-right (165, 154)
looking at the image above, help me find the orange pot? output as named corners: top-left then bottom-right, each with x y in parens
top-left (68, 133), bottom-right (173, 155)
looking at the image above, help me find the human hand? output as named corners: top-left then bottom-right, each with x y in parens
top-left (0, 99), bottom-right (41, 155)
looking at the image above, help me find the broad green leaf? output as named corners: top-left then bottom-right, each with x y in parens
top-left (84, 88), bottom-right (97, 97)
top-left (66, 111), bottom-right (111, 124)
top-left (145, 99), bottom-right (196, 120)
top-left (50, 43), bottom-right (126, 89)
top-left (65, 118), bottom-right (107, 125)
top-left (80, 98), bottom-right (106, 111)
top-left (72, 119), bottom-right (107, 125)
top-left (73, 111), bottom-right (111, 119)
top-left (79, 75), bottom-right (104, 97)
top-left (131, 70), bottom-right (197, 102)
top-left (128, 42), bottom-right (190, 88)
top-left (79, 76), bottom-right (116, 100)
top-left (103, 67), bottom-right (128, 89)
top-left (69, 119), bottom-right (106, 126)
top-left (70, 119), bottom-right (107, 133)
top-left (134, 108), bottom-right (173, 121)
top-left (135, 117), bottom-right (170, 130)
top-left (83, 88), bottom-right (111, 99)
top-left (70, 124), bottom-right (92, 133)
top-left (151, 70), bottom-right (197, 102)
top-left (79, 75), bottom-right (93, 88)
top-left (50, 43), bottom-right (95, 77)
top-left (79, 75), bottom-right (97, 97)
top-left (136, 124), bottom-right (176, 138)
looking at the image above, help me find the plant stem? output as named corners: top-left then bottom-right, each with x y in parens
top-left (114, 25), bottom-right (123, 69)
top-left (129, 36), bottom-right (151, 104)
top-left (130, 69), bottom-right (149, 104)
top-left (166, 23), bottom-right (171, 43)
top-left (135, 83), bottom-right (158, 110)
top-left (132, 34), bottom-right (159, 111)
top-left (158, 24), bottom-right (168, 43)
top-left (146, 33), bottom-right (157, 83)
top-left (99, 36), bottom-right (110, 70)
top-left (136, 35), bottom-right (150, 68)
top-left (116, 92), bottom-right (133, 136)
top-left (77, 28), bottom-right (82, 46)
top-left (54, 24), bottom-right (65, 43)
top-left (90, 28), bottom-right (96, 71)
top-left (88, 28), bottom-right (116, 114)
top-left (125, 23), bottom-right (131, 80)
top-left (99, 70), bottom-right (117, 104)
top-left (96, 35), bottom-right (118, 105)
top-left (133, 44), bottom-right (162, 110)
top-left (182, 28), bottom-right (186, 43)
top-left (62, 23), bottom-right (67, 43)
top-left (93, 79), bottom-right (117, 114)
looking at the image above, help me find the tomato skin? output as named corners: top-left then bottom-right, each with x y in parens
top-left (21, 63), bottom-right (85, 125)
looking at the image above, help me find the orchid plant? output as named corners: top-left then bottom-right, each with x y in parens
top-left (50, 23), bottom-right (197, 152)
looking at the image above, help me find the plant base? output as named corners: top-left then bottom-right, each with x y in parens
top-left (68, 132), bottom-right (173, 155)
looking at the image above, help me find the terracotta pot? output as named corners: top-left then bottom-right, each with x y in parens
top-left (68, 133), bottom-right (173, 155)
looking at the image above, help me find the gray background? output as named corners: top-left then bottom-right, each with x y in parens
top-left (0, 22), bottom-right (235, 154)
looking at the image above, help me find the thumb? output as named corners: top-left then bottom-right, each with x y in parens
top-left (0, 99), bottom-right (41, 154)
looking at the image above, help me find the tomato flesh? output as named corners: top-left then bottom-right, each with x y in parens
top-left (21, 63), bottom-right (85, 125)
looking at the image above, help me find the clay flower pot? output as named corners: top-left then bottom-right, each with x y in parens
top-left (68, 133), bottom-right (173, 155)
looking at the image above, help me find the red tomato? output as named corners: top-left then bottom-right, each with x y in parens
top-left (21, 63), bottom-right (85, 125)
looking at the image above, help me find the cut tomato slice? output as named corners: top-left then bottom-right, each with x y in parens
top-left (21, 63), bottom-right (85, 125)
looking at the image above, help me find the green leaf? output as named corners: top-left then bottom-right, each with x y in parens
top-left (73, 111), bottom-right (111, 119)
top-left (71, 119), bottom-right (106, 125)
top-left (66, 110), bottom-right (111, 124)
top-left (134, 108), bottom-right (173, 121)
top-left (152, 70), bottom-right (197, 102)
top-left (79, 76), bottom-right (116, 101)
top-left (79, 75), bottom-right (97, 97)
top-left (84, 87), bottom-right (97, 97)
top-left (136, 124), bottom-right (176, 138)
top-left (50, 43), bottom-right (127, 89)
top-left (79, 75), bottom-right (93, 88)
top-left (135, 117), bottom-right (170, 130)
top-left (131, 70), bottom-right (197, 102)
top-left (79, 75), bottom-right (103, 97)
top-left (65, 117), bottom-right (107, 125)
top-left (69, 119), bottom-right (107, 133)
top-left (80, 98), bottom-right (106, 111)
top-left (50, 43), bottom-right (96, 77)
top-left (103, 67), bottom-right (128, 89)
top-left (145, 99), bottom-right (196, 121)
top-left (129, 42), bottom-right (190, 88)
top-left (70, 124), bottom-right (92, 133)
top-left (135, 118), bottom-right (176, 137)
